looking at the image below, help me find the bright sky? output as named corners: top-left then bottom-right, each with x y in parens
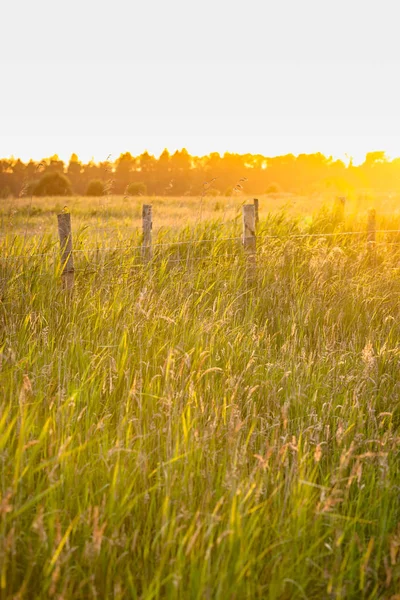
top-left (1, 0), bottom-right (399, 165)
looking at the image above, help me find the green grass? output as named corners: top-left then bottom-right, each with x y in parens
top-left (1, 202), bottom-right (400, 598)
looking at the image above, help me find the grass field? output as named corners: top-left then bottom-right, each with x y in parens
top-left (2, 191), bottom-right (400, 238)
top-left (1, 194), bottom-right (400, 598)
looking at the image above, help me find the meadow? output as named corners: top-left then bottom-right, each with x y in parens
top-left (1, 193), bottom-right (400, 599)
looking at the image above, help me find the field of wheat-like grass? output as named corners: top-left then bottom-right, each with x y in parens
top-left (1, 196), bottom-right (400, 599)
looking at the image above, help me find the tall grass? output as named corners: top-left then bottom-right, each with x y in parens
top-left (1, 208), bottom-right (400, 598)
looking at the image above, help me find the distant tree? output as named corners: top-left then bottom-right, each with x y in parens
top-left (34, 172), bottom-right (72, 196)
top-left (67, 153), bottom-right (83, 194)
top-left (157, 149), bottom-right (171, 194)
top-left (138, 152), bottom-right (156, 175)
top-left (67, 153), bottom-right (81, 177)
top-left (86, 179), bottom-right (105, 196)
top-left (25, 160), bottom-right (38, 180)
top-left (364, 151), bottom-right (387, 166)
top-left (169, 149), bottom-right (191, 194)
top-left (115, 152), bottom-right (136, 193)
top-left (125, 182), bottom-right (147, 196)
top-left (46, 154), bottom-right (65, 174)
top-left (159, 148), bottom-right (170, 167)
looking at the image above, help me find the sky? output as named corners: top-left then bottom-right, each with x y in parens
top-left (1, 0), bottom-right (399, 165)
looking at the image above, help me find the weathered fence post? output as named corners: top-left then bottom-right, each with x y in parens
top-left (334, 196), bottom-right (346, 222)
top-left (253, 198), bottom-right (259, 225)
top-left (142, 204), bottom-right (152, 263)
top-left (242, 204), bottom-right (256, 277)
top-left (57, 212), bottom-right (74, 290)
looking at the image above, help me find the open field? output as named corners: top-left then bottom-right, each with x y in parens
top-left (1, 195), bottom-right (400, 598)
top-left (2, 191), bottom-right (400, 239)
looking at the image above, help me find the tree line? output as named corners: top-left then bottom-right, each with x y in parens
top-left (0, 149), bottom-right (398, 198)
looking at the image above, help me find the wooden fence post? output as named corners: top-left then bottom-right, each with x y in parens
top-left (243, 204), bottom-right (256, 277)
top-left (57, 212), bottom-right (74, 290)
top-left (142, 204), bottom-right (152, 263)
top-left (253, 198), bottom-right (259, 225)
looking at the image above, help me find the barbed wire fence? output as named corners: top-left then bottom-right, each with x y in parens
top-left (2, 199), bottom-right (400, 291)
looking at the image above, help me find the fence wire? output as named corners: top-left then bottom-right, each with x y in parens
top-left (2, 228), bottom-right (400, 264)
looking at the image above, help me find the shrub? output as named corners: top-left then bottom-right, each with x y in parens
top-left (224, 187), bottom-right (233, 197)
top-left (125, 182), bottom-right (147, 196)
top-left (86, 180), bottom-right (105, 197)
top-left (206, 188), bottom-right (219, 197)
top-left (33, 172), bottom-right (72, 196)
